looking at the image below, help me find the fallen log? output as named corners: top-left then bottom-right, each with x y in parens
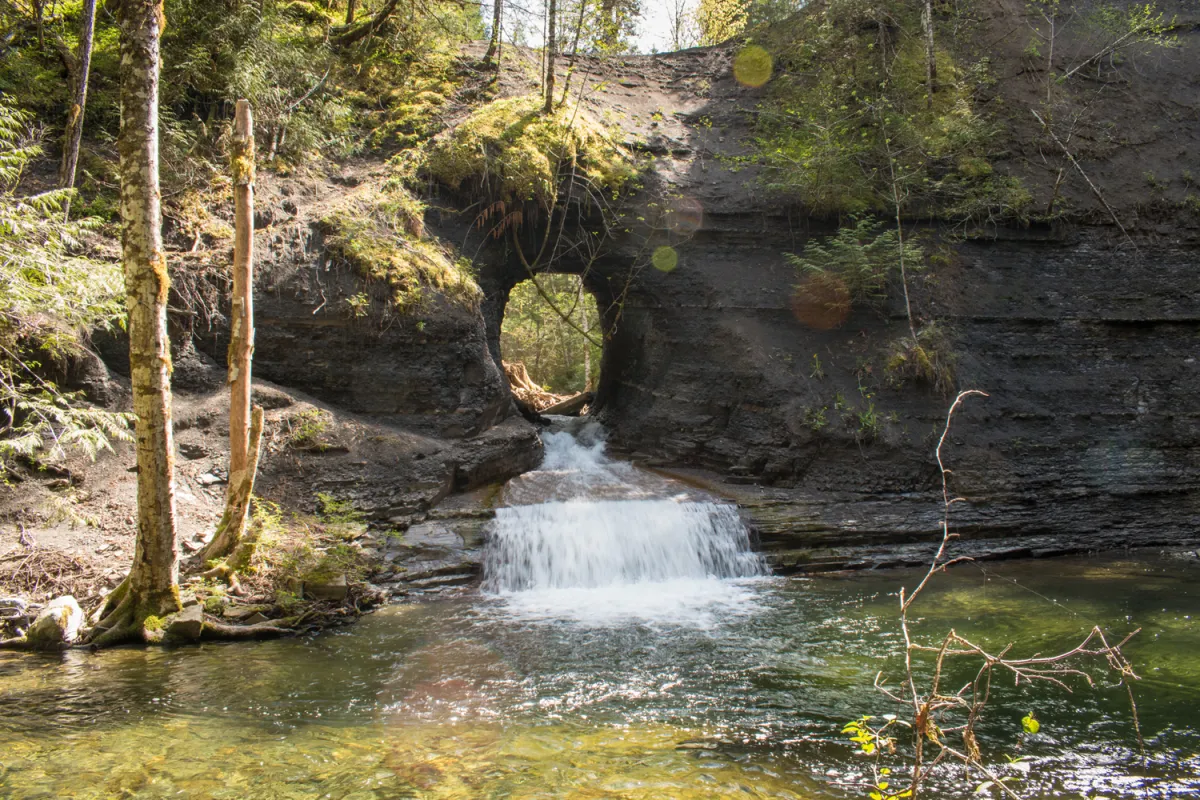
top-left (541, 391), bottom-right (593, 416)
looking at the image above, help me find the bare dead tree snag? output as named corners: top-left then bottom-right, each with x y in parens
top-left (89, 0), bottom-right (181, 648)
top-left (849, 390), bottom-right (1143, 799)
top-left (1030, 109), bottom-right (1137, 254)
top-left (59, 0), bottom-right (96, 220)
top-left (201, 99), bottom-right (263, 564)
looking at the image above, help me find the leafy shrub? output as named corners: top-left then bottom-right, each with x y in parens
top-left (751, 0), bottom-right (1026, 221)
top-left (786, 218), bottom-right (924, 318)
top-left (0, 99), bottom-right (132, 475)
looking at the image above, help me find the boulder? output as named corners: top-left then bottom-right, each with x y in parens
top-left (25, 596), bottom-right (83, 650)
top-left (165, 604), bottom-right (205, 643)
top-left (305, 573), bottom-right (348, 601)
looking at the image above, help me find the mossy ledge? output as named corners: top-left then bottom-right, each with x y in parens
top-left (319, 186), bottom-right (481, 314)
top-left (405, 94), bottom-right (636, 209)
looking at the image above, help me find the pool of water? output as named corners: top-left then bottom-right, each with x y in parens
top-left (2, 553), bottom-right (1198, 799)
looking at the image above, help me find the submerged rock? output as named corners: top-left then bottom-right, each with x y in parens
top-left (25, 596), bottom-right (83, 650)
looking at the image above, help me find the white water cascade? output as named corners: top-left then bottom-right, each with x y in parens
top-left (484, 421), bottom-right (767, 625)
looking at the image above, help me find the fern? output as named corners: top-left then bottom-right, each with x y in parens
top-left (0, 96), bottom-right (131, 475)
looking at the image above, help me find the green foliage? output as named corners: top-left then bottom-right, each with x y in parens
top-left (856, 401), bottom-right (881, 442)
top-left (417, 95), bottom-right (634, 210)
top-left (0, 98), bottom-right (132, 476)
top-left (802, 405), bottom-right (828, 431)
top-left (809, 353), bottom-right (825, 380)
top-left (316, 492), bottom-right (365, 527)
top-left (884, 323), bottom-right (957, 394)
top-left (841, 715), bottom-right (897, 757)
top-left (752, 0), bottom-right (1029, 222)
top-left (321, 186), bottom-right (481, 313)
top-left (1021, 712), bottom-right (1041, 735)
top-left (787, 218), bottom-right (923, 316)
top-left (501, 275), bottom-right (601, 394)
top-left (287, 408), bottom-right (334, 452)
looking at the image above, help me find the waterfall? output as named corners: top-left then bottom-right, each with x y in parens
top-left (483, 421), bottom-right (766, 624)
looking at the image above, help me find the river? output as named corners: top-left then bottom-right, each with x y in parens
top-left (1, 422), bottom-right (1197, 798)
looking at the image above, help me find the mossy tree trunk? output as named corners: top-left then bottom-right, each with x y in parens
top-left (201, 99), bottom-right (264, 565)
top-left (59, 0), bottom-right (96, 219)
top-left (91, 0), bottom-right (180, 648)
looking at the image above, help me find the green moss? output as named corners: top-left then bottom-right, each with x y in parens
top-left (143, 615), bottom-right (167, 632)
top-left (883, 322), bottom-right (957, 394)
top-left (321, 187), bottom-right (480, 314)
top-left (416, 95), bottom-right (634, 209)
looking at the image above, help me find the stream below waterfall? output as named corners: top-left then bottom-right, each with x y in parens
top-left (1, 422), bottom-right (1199, 798)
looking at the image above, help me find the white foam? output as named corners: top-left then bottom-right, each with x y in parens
top-left (483, 423), bottom-right (766, 626)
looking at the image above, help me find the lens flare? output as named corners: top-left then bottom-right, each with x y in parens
top-left (666, 196), bottom-right (703, 235)
top-left (791, 273), bottom-right (851, 330)
top-left (733, 45), bottom-right (773, 88)
top-left (651, 246), bottom-right (679, 272)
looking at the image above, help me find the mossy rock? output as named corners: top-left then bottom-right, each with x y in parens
top-left (420, 95), bottom-right (635, 209)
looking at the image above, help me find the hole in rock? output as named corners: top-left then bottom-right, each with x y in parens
top-left (500, 275), bottom-right (602, 412)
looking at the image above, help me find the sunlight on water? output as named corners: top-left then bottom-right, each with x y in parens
top-left (1, 556), bottom-right (1199, 798)
top-left (484, 421), bottom-right (765, 625)
top-left (1, 417), bottom-right (1199, 799)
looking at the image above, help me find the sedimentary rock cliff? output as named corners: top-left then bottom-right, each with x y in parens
top-left (162, 1), bottom-right (1200, 564)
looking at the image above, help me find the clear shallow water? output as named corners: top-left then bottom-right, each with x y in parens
top-left (1, 556), bottom-right (1199, 798)
top-left (2, 425), bottom-right (1198, 798)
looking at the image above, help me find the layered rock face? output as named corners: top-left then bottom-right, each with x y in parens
top-left (460, 39), bottom-right (1200, 564)
top-left (148, 23), bottom-right (1198, 568)
top-left (193, 227), bottom-right (512, 440)
top-left (595, 222), bottom-right (1200, 567)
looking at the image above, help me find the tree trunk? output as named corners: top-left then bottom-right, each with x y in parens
top-left (559, 0), bottom-right (588, 104)
top-left (581, 284), bottom-right (591, 389)
top-left (201, 99), bottom-right (262, 564)
top-left (60, 0), bottom-right (97, 219)
top-left (345, 0), bottom-right (357, 24)
top-left (484, 0), bottom-right (502, 66)
top-left (923, 0), bottom-right (937, 108)
top-left (599, 0), bottom-right (616, 50)
top-left (330, 0), bottom-right (400, 48)
top-left (543, 0), bottom-right (556, 113)
top-left (31, 0), bottom-right (45, 49)
top-left (91, 0), bottom-right (180, 648)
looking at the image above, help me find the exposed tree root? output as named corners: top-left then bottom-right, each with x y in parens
top-left (85, 578), bottom-right (180, 648)
top-left (200, 619), bottom-right (291, 640)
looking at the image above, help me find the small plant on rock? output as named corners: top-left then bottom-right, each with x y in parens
top-left (788, 218), bottom-right (924, 319)
top-left (885, 323), bottom-right (957, 394)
